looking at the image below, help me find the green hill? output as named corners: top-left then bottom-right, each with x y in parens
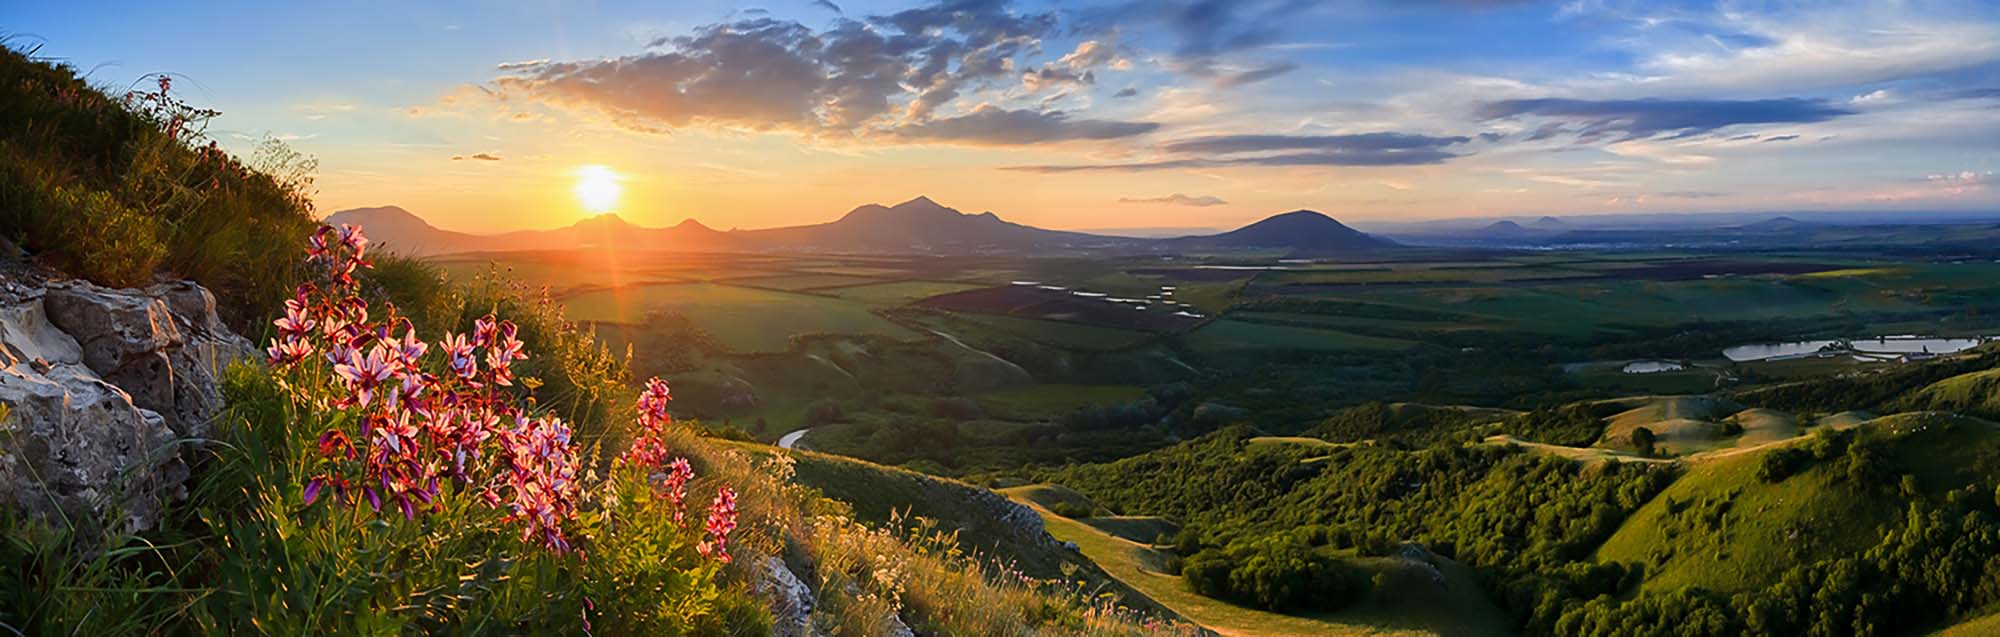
top-left (1596, 412), bottom-right (2000, 593)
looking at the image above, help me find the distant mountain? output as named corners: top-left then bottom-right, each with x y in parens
top-left (1164, 210), bottom-right (1393, 252)
top-left (322, 208), bottom-right (742, 256)
top-left (736, 196), bottom-right (1117, 252)
top-left (1735, 216), bottom-right (1817, 232)
top-left (1484, 220), bottom-right (1531, 236)
top-left (1534, 216), bottom-right (1565, 228)
top-left (331, 199), bottom-right (1391, 256)
top-left (322, 206), bottom-right (492, 255)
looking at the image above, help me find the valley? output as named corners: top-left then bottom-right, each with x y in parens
top-left (360, 197), bottom-right (2000, 636)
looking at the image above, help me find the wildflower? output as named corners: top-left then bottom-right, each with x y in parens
top-left (332, 344), bottom-right (396, 407)
top-left (657, 458), bottom-right (694, 523)
top-left (696, 486), bottom-right (739, 564)
top-left (266, 337), bottom-right (313, 366)
top-left (440, 332), bottom-right (478, 379)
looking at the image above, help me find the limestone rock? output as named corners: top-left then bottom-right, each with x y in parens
top-left (0, 274), bottom-right (251, 533)
top-left (754, 555), bottom-right (820, 637)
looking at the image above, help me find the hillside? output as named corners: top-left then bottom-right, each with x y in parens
top-left (0, 46), bottom-right (1198, 637)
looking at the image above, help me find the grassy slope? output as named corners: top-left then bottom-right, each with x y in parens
top-left (1001, 485), bottom-right (1515, 637)
top-left (753, 445), bottom-right (1175, 618)
top-left (1595, 413), bottom-right (2000, 594)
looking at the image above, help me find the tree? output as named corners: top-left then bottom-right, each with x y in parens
top-left (1632, 427), bottom-right (1659, 457)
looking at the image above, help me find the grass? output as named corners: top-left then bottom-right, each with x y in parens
top-left (562, 283), bottom-right (915, 352)
top-left (1184, 320), bottom-right (1412, 353)
top-left (0, 45), bottom-right (317, 328)
top-left (1592, 442), bottom-right (1892, 593)
top-left (1001, 485), bottom-right (1516, 637)
top-left (931, 313), bottom-right (1155, 351)
top-left (978, 384), bottom-right (1146, 417)
top-left (828, 280), bottom-right (986, 305)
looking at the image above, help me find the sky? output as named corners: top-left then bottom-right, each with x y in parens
top-left (10, 0), bottom-right (2000, 232)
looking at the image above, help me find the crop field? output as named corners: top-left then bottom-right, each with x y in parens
top-left (561, 283), bottom-right (913, 351)
top-left (436, 249), bottom-right (2000, 365)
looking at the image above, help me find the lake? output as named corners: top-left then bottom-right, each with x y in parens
top-left (1723, 336), bottom-right (1990, 362)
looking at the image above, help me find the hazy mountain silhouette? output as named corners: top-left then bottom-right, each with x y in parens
top-left (1484, 220), bottom-right (1531, 236)
top-left (736, 196), bottom-right (1113, 252)
top-left (329, 199), bottom-right (1391, 256)
top-left (1163, 210), bottom-right (1393, 252)
top-left (1734, 216), bottom-right (1818, 232)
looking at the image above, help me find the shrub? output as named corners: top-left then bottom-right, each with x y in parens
top-left (1182, 533), bottom-right (1369, 612)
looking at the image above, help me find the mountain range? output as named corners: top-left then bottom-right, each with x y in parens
top-left (325, 196), bottom-right (1394, 256)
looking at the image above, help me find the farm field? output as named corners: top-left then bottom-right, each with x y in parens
top-left (561, 283), bottom-right (914, 351)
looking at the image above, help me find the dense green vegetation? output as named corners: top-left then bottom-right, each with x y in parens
top-left (0, 44), bottom-right (316, 326)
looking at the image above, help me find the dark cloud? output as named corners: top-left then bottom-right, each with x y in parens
top-left (1761, 134), bottom-right (1800, 143)
top-left (1162, 132), bottom-right (1470, 154)
top-left (891, 105), bottom-right (1159, 145)
top-left (811, 0), bottom-right (843, 14)
top-left (1216, 61), bottom-right (1299, 87)
top-left (1726, 134), bottom-right (1759, 141)
top-left (484, 1), bottom-right (1135, 146)
top-left (452, 153), bottom-right (503, 161)
top-left (1477, 97), bottom-right (1855, 141)
top-left (1004, 148), bottom-right (1459, 172)
top-left (1114, 87), bottom-right (1139, 98)
top-left (1120, 193), bottom-right (1229, 206)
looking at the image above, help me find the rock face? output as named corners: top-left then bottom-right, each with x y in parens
top-left (754, 556), bottom-right (821, 637)
top-left (0, 274), bottom-right (253, 533)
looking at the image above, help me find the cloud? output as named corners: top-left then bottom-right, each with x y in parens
top-left (1119, 193), bottom-right (1228, 206)
top-left (1215, 61), bottom-right (1298, 87)
top-left (452, 153), bottom-right (503, 161)
top-left (1007, 128), bottom-right (1471, 172)
top-left (1113, 87), bottom-right (1139, 98)
top-left (810, 0), bottom-right (842, 14)
top-left (1161, 132), bottom-right (1471, 154)
top-left (480, 1), bottom-right (1112, 144)
top-left (889, 105), bottom-right (1159, 145)
top-left (1760, 134), bottom-right (1799, 143)
top-left (1476, 97), bottom-right (1854, 141)
top-left (1928, 170), bottom-right (1993, 195)
top-left (1004, 148), bottom-right (1460, 172)
top-left (1567, 1), bottom-right (2000, 94)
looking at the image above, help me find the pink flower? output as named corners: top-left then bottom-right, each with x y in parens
top-left (696, 486), bottom-right (739, 564)
top-left (333, 344), bottom-right (396, 407)
top-left (440, 332), bottom-right (478, 379)
top-left (658, 458), bottom-right (695, 523)
top-left (266, 337), bottom-right (313, 366)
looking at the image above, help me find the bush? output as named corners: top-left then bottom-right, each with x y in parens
top-left (1182, 533), bottom-right (1369, 612)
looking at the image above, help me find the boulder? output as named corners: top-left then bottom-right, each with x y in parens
top-left (42, 280), bottom-right (253, 438)
top-left (0, 275), bottom-right (251, 533)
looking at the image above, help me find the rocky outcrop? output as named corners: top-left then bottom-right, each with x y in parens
top-left (753, 555), bottom-right (821, 637)
top-left (0, 274), bottom-right (253, 534)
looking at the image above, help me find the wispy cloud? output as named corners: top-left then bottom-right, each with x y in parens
top-left (1476, 97), bottom-right (1854, 141)
top-left (1119, 193), bottom-right (1228, 206)
top-left (451, 153), bottom-right (503, 161)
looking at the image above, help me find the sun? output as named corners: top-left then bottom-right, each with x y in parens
top-left (573, 165), bottom-right (622, 214)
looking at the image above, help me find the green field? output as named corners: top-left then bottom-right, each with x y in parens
top-left (1185, 319), bottom-right (1413, 353)
top-left (563, 283), bottom-right (914, 351)
top-left (828, 280), bottom-right (986, 304)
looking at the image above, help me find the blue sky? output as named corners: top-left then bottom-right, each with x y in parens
top-left (10, 0), bottom-right (2000, 231)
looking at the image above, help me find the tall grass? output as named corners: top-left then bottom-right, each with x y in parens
top-left (0, 41), bottom-right (316, 326)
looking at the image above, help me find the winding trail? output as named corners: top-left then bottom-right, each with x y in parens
top-left (778, 428), bottom-right (810, 450)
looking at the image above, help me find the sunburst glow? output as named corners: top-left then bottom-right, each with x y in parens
top-left (574, 165), bottom-right (622, 214)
